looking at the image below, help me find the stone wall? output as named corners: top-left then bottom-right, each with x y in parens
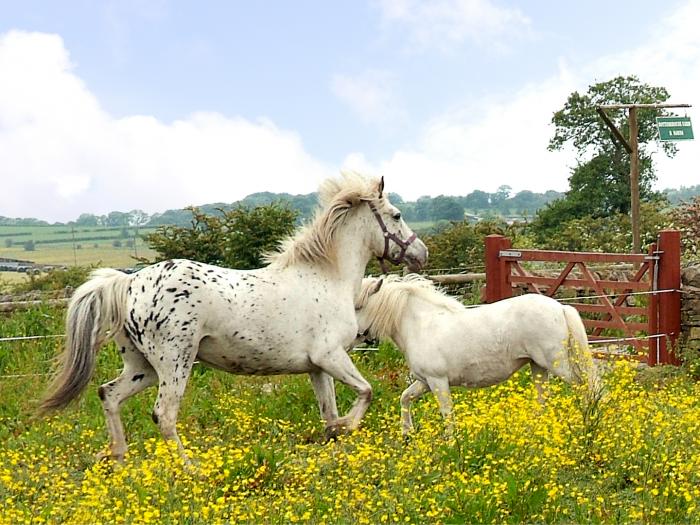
top-left (680, 263), bottom-right (700, 354)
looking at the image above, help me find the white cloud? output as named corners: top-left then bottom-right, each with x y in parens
top-left (346, 1), bottom-right (700, 200)
top-left (374, 0), bottom-right (532, 52)
top-left (331, 69), bottom-right (407, 128)
top-left (343, 65), bottom-right (577, 199)
top-left (0, 31), bottom-right (333, 222)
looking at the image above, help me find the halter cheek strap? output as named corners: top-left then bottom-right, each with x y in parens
top-left (368, 201), bottom-right (417, 274)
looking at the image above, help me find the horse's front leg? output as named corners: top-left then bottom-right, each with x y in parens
top-left (400, 380), bottom-right (429, 438)
top-left (309, 371), bottom-right (339, 427)
top-left (311, 347), bottom-right (372, 440)
top-left (425, 376), bottom-right (454, 438)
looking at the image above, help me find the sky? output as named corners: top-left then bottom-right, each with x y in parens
top-left (0, 0), bottom-right (698, 223)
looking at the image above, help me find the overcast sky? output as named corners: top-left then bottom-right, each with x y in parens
top-left (1, 0), bottom-right (698, 222)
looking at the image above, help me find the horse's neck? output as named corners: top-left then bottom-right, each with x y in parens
top-left (392, 295), bottom-right (452, 351)
top-left (333, 217), bottom-right (373, 294)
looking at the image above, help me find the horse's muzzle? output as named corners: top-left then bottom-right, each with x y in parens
top-left (404, 241), bottom-right (428, 272)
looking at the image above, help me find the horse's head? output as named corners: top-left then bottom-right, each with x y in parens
top-left (354, 276), bottom-right (384, 344)
top-left (362, 177), bottom-right (428, 272)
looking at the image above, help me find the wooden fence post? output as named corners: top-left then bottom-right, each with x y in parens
top-left (485, 234), bottom-right (512, 303)
top-left (657, 230), bottom-right (681, 365)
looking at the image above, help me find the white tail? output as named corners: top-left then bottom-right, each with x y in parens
top-left (40, 269), bottom-right (132, 411)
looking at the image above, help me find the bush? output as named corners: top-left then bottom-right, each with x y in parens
top-left (12, 266), bottom-right (93, 293)
top-left (423, 219), bottom-right (525, 271)
top-left (670, 196), bottom-right (700, 258)
top-left (143, 204), bottom-right (298, 270)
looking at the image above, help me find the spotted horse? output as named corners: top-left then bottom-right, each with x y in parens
top-left (39, 172), bottom-right (428, 462)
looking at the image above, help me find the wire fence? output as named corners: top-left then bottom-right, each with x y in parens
top-left (0, 285), bottom-right (687, 379)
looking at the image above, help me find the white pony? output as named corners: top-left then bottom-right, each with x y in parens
top-left (354, 275), bottom-right (598, 436)
top-left (40, 173), bottom-right (428, 462)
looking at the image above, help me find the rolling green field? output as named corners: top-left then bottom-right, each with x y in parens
top-left (1, 305), bottom-right (700, 524)
top-left (0, 225), bottom-right (157, 268)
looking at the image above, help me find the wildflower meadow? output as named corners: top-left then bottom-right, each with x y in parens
top-left (1, 304), bottom-right (700, 524)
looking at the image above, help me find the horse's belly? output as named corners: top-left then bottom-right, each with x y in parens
top-left (450, 357), bottom-right (529, 388)
top-left (197, 336), bottom-right (310, 375)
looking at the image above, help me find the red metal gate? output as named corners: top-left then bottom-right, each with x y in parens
top-left (484, 230), bottom-right (681, 365)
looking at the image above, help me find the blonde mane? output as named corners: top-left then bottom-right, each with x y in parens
top-left (265, 172), bottom-right (381, 268)
top-left (357, 274), bottom-right (464, 340)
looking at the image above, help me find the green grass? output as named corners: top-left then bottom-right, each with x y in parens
top-left (0, 224), bottom-right (157, 268)
top-left (2, 305), bottom-right (700, 524)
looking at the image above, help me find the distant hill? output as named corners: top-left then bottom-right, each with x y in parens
top-left (3, 184), bottom-right (698, 228)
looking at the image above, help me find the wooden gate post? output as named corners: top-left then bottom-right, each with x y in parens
top-left (657, 230), bottom-right (681, 365)
top-left (485, 234), bottom-right (512, 303)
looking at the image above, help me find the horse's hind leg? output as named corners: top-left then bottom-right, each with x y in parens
top-left (309, 371), bottom-right (339, 426)
top-left (425, 376), bottom-right (454, 437)
top-left (149, 341), bottom-right (198, 461)
top-left (97, 335), bottom-right (157, 462)
top-left (530, 362), bottom-right (549, 405)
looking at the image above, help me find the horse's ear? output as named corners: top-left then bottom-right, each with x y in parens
top-left (377, 176), bottom-right (384, 198)
top-left (372, 278), bottom-right (383, 295)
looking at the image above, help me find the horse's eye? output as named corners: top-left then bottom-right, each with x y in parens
top-left (392, 212), bottom-right (401, 221)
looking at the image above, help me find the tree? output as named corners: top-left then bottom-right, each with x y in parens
top-left (74, 213), bottom-right (99, 226)
top-left (463, 190), bottom-right (491, 212)
top-left (431, 196), bottom-right (464, 221)
top-left (105, 211), bottom-right (130, 227)
top-left (128, 210), bottom-right (150, 227)
top-left (491, 185), bottom-right (512, 212)
top-left (532, 76), bottom-right (676, 244)
top-left (144, 203), bottom-right (298, 269)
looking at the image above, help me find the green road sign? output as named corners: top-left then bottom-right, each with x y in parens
top-left (657, 116), bottom-right (694, 141)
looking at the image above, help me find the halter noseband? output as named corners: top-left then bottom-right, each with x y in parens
top-left (368, 201), bottom-right (417, 274)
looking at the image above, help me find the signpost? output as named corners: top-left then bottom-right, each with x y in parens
top-left (657, 116), bottom-right (694, 141)
top-left (596, 103), bottom-right (692, 254)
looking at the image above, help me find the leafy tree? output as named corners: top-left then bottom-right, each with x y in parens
top-left (144, 203), bottom-right (297, 269)
top-left (413, 196), bottom-right (433, 221)
top-left (74, 213), bottom-right (99, 226)
top-left (431, 196), bottom-right (464, 221)
top-left (23, 240), bottom-right (35, 251)
top-left (463, 190), bottom-right (490, 212)
top-left (105, 211), bottom-right (130, 227)
top-left (532, 76), bottom-right (676, 242)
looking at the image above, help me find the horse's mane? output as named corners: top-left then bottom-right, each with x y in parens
top-left (265, 172), bottom-right (380, 268)
top-left (356, 274), bottom-right (464, 340)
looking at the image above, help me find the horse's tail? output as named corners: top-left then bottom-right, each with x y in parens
top-left (39, 269), bottom-right (133, 412)
top-left (562, 304), bottom-right (598, 392)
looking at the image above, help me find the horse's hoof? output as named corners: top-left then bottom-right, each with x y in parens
top-left (324, 425), bottom-right (340, 442)
top-left (95, 450), bottom-right (125, 464)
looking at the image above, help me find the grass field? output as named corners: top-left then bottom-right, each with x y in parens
top-left (1, 304), bottom-right (700, 524)
top-left (0, 224), bottom-right (157, 270)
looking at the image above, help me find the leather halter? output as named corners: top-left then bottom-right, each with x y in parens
top-left (367, 201), bottom-right (417, 274)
